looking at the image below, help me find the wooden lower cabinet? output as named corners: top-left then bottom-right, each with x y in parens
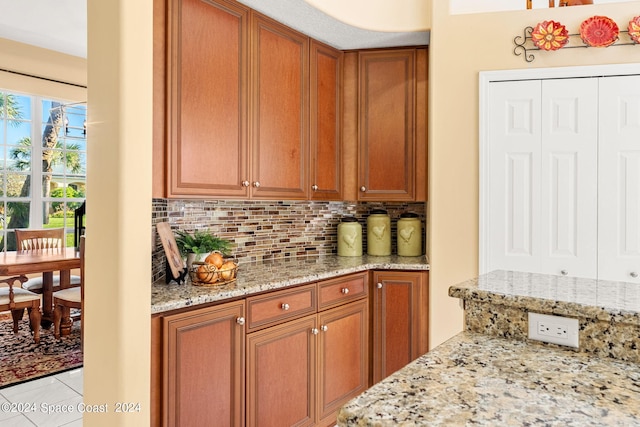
top-left (246, 298), bottom-right (368, 427)
top-left (246, 315), bottom-right (317, 427)
top-left (152, 270), bottom-right (427, 426)
top-left (162, 300), bottom-right (245, 427)
top-left (317, 299), bottom-right (369, 426)
top-left (371, 270), bottom-right (429, 384)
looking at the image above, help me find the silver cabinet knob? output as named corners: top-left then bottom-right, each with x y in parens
top-left (281, 303), bottom-right (290, 311)
top-left (341, 288), bottom-right (349, 295)
top-left (560, 270), bottom-right (568, 276)
top-left (311, 328), bottom-right (319, 335)
top-left (631, 272), bottom-right (639, 278)
top-left (236, 317), bottom-right (245, 326)
top-left (321, 325), bottom-right (328, 332)
top-left (241, 180), bottom-right (250, 187)
top-left (360, 186), bottom-right (366, 192)
top-left (253, 181), bottom-right (261, 188)
top-left (311, 184), bottom-right (318, 191)
top-left (377, 283), bottom-right (383, 289)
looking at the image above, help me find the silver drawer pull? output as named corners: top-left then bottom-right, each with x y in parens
top-left (281, 303), bottom-right (290, 311)
top-left (341, 288), bottom-right (349, 295)
top-left (631, 272), bottom-right (639, 278)
top-left (236, 317), bottom-right (245, 326)
top-left (377, 283), bottom-right (383, 289)
top-left (321, 325), bottom-right (328, 332)
top-left (311, 328), bottom-right (319, 335)
top-left (560, 270), bottom-right (568, 276)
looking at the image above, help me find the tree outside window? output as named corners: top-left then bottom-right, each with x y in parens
top-left (0, 91), bottom-right (86, 250)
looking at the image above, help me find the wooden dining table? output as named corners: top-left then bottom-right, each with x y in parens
top-left (0, 247), bottom-right (80, 329)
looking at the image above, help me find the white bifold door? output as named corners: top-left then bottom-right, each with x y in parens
top-left (484, 75), bottom-right (640, 282)
top-left (486, 78), bottom-right (598, 278)
top-left (598, 76), bottom-right (640, 283)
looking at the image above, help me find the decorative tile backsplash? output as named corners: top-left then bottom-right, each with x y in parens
top-left (152, 199), bottom-right (426, 282)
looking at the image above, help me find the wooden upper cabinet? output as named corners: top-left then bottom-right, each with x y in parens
top-left (345, 48), bottom-right (427, 202)
top-left (166, 0), bottom-right (250, 198)
top-left (309, 40), bottom-right (343, 200)
top-left (249, 13), bottom-right (309, 200)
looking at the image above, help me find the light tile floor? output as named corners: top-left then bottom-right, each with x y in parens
top-left (0, 368), bottom-right (83, 426)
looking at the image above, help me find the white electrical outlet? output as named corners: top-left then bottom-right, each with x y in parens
top-left (528, 312), bottom-right (579, 348)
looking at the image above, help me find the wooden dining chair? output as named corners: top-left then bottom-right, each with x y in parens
top-left (15, 228), bottom-right (82, 293)
top-left (0, 275), bottom-right (41, 344)
top-left (52, 236), bottom-right (84, 344)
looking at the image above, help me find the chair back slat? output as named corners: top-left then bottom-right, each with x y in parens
top-left (15, 228), bottom-right (65, 252)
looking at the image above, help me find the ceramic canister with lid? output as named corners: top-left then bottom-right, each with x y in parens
top-left (337, 216), bottom-right (362, 256)
top-left (367, 209), bottom-right (391, 256)
top-left (397, 212), bottom-right (422, 256)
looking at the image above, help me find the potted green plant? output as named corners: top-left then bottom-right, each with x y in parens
top-left (175, 229), bottom-right (233, 268)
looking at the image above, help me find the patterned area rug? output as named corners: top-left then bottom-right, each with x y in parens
top-left (0, 313), bottom-right (82, 389)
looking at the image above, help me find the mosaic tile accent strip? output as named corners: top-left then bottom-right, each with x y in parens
top-left (151, 199), bottom-right (426, 283)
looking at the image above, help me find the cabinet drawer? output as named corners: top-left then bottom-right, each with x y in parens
top-left (318, 272), bottom-right (368, 310)
top-left (246, 283), bottom-right (317, 331)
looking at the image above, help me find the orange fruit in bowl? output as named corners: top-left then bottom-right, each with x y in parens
top-left (196, 264), bottom-right (218, 283)
top-left (219, 261), bottom-right (237, 280)
top-left (204, 252), bottom-right (224, 268)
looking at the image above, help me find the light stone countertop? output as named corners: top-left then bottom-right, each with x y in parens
top-left (337, 331), bottom-right (640, 427)
top-left (151, 255), bottom-right (429, 314)
top-left (449, 270), bottom-right (640, 325)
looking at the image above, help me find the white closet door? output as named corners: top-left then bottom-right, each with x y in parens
top-left (487, 80), bottom-right (541, 273)
top-left (539, 78), bottom-right (598, 279)
top-left (598, 75), bottom-right (640, 283)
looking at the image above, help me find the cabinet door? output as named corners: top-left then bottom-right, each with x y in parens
top-left (163, 300), bottom-right (245, 427)
top-left (246, 314), bottom-right (317, 427)
top-left (166, 0), bottom-right (249, 198)
top-left (310, 40), bottom-right (342, 200)
top-left (358, 49), bottom-right (416, 201)
top-left (371, 271), bottom-right (428, 383)
top-left (250, 12), bottom-right (309, 199)
top-left (598, 75), bottom-right (640, 283)
top-left (317, 299), bottom-right (369, 426)
top-left (540, 78), bottom-right (598, 278)
top-left (486, 80), bottom-right (542, 274)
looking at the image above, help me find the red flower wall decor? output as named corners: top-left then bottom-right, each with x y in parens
top-left (580, 16), bottom-right (619, 47)
top-left (629, 16), bottom-right (640, 44)
top-left (531, 20), bottom-right (569, 51)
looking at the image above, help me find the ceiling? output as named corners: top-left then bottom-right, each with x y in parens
top-left (0, 0), bottom-right (429, 59)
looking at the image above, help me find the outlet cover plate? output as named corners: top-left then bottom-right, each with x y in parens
top-left (528, 312), bottom-right (579, 348)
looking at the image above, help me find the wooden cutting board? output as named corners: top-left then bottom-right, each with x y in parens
top-left (157, 222), bottom-right (184, 279)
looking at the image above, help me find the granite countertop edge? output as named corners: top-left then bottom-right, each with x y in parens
top-left (448, 271), bottom-right (640, 325)
top-left (151, 255), bottom-right (429, 315)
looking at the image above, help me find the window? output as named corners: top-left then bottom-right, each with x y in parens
top-left (0, 90), bottom-right (86, 250)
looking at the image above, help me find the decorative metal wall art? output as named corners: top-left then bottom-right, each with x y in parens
top-left (514, 15), bottom-right (640, 62)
